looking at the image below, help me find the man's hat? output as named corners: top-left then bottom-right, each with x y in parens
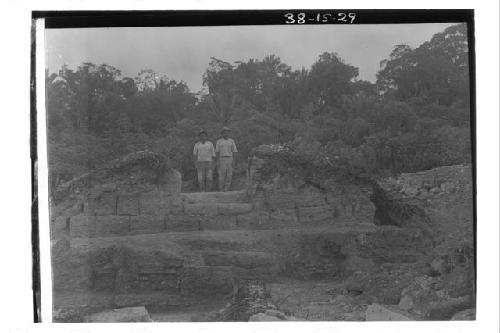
top-left (221, 126), bottom-right (231, 133)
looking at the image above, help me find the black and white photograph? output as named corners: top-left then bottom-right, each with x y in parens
top-left (36, 10), bottom-right (478, 323)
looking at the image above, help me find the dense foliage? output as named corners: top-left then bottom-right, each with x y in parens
top-left (46, 23), bottom-right (472, 191)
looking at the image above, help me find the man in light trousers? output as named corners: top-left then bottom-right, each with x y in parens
top-left (193, 130), bottom-right (215, 192)
top-left (216, 127), bottom-right (238, 192)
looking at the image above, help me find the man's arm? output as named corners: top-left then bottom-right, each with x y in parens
top-left (193, 144), bottom-right (198, 165)
top-left (232, 140), bottom-right (238, 167)
top-left (232, 152), bottom-right (237, 167)
top-left (211, 142), bottom-right (216, 163)
top-left (214, 140), bottom-right (220, 166)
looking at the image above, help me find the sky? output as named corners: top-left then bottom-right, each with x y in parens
top-left (45, 23), bottom-right (454, 93)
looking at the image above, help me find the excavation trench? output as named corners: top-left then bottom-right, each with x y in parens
top-left (52, 184), bottom-right (429, 322)
top-left (51, 151), bottom-right (473, 322)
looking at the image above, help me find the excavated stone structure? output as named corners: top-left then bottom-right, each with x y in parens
top-left (50, 148), bottom-right (475, 322)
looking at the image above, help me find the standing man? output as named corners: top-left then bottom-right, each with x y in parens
top-left (216, 127), bottom-right (238, 192)
top-left (193, 130), bottom-right (215, 192)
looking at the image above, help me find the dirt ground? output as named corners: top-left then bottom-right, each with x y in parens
top-left (148, 298), bottom-right (228, 322)
top-left (268, 279), bottom-right (369, 321)
top-left (146, 278), bottom-right (370, 322)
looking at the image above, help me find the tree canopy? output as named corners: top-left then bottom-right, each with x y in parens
top-left (46, 23), bottom-right (472, 191)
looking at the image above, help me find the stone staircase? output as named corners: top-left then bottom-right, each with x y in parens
top-left (55, 185), bottom-right (427, 293)
top-left (59, 190), bottom-right (251, 238)
top-left (51, 160), bottom-right (430, 321)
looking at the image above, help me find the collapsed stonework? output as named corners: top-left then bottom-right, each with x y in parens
top-left (344, 164), bottom-right (475, 320)
top-left (50, 148), bottom-right (475, 322)
top-left (375, 165), bottom-right (474, 254)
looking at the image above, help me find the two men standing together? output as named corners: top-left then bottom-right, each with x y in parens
top-left (192, 127), bottom-right (237, 192)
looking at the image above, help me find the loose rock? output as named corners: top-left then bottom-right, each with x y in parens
top-left (84, 306), bottom-right (153, 322)
top-left (365, 304), bottom-right (414, 321)
top-left (451, 308), bottom-right (475, 320)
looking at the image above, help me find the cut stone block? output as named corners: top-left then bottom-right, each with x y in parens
top-left (295, 186), bottom-right (327, 207)
top-left (236, 212), bottom-right (272, 230)
top-left (140, 190), bottom-right (168, 216)
top-left (236, 210), bottom-right (298, 230)
top-left (179, 266), bottom-right (234, 296)
top-left (182, 190), bottom-right (248, 204)
top-left (95, 216), bottom-right (130, 237)
top-left (129, 216), bottom-right (165, 235)
top-left (84, 306), bottom-right (153, 322)
top-left (269, 209), bottom-right (299, 226)
top-left (92, 272), bottom-right (116, 291)
top-left (117, 194), bottom-right (140, 216)
top-left (69, 215), bottom-right (96, 238)
top-left (159, 169), bottom-right (182, 195)
top-left (184, 203), bottom-right (218, 216)
top-left (140, 190), bottom-right (182, 216)
top-left (217, 203), bottom-right (253, 215)
top-left (53, 262), bottom-right (93, 292)
top-left (135, 271), bottom-right (179, 291)
top-left (52, 248), bottom-right (94, 293)
top-left (298, 206), bottom-right (334, 225)
top-left (166, 196), bottom-right (184, 215)
top-left (199, 215), bottom-right (237, 231)
top-left (85, 191), bottom-right (117, 215)
top-left (51, 237), bottom-right (70, 258)
top-left (165, 215), bottom-right (200, 232)
top-left (264, 191), bottom-right (300, 210)
top-left (53, 216), bottom-right (70, 236)
top-left (202, 251), bottom-right (278, 271)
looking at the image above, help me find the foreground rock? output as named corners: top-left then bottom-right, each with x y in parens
top-left (249, 313), bottom-right (284, 321)
top-left (213, 279), bottom-right (303, 322)
top-left (398, 272), bottom-right (474, 320)
top-left (400, 275), bottom-right (451, 312)
top-left (84, 306), bottom-right (153, 322)
top-left (451, 308), bottom-right (475, 320)
top-left (425, 295), bottom-right (474, 320)
top-left (249, 309), bottom-right (301, 321)
top-left (212, 279), bottom-right (274, 321)
top-left (365, 304), bottom-right (415, 321)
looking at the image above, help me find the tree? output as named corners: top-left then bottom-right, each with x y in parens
top-left (45, 22), bottom-right (473, 187)
top-left (308, 52), bottom-right (359, 116)
top-left (377, 23), bottom-right (469, 105)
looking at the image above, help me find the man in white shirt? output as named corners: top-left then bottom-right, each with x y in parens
top-left (216, 127), bottom-right (238, 192)
top-left (193, 130), bottom-right (215, 192)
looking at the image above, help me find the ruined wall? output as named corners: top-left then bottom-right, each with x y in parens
top-left (246, 146), bottom-right (376, 228)
top-left (375, 164), bottom-right (474, 253)
top-left (344, 164), bottom-right (475, 319)
top-left (51, 148), bottom-right (475, 322)
top-left (52, 151), bottom-right (182, 239)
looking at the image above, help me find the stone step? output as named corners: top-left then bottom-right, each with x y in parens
top-left (68, 212), bottom-right (362, 238)
top-left (74, 225), bottom-right (425, 269)
top-left (58, 225), bottom-right (427, 318)
top-left (181, 190), bottom-right (248, 204)
top-left (183, 202), bottom-right (253, 216)
top-left (202, 250), bottom-right (281, 273)
top-left (70, 225), bottom-right (378, 249)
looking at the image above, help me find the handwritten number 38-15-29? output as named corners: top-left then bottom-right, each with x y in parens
top-left (284, 12), bottom-right (356, 24)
